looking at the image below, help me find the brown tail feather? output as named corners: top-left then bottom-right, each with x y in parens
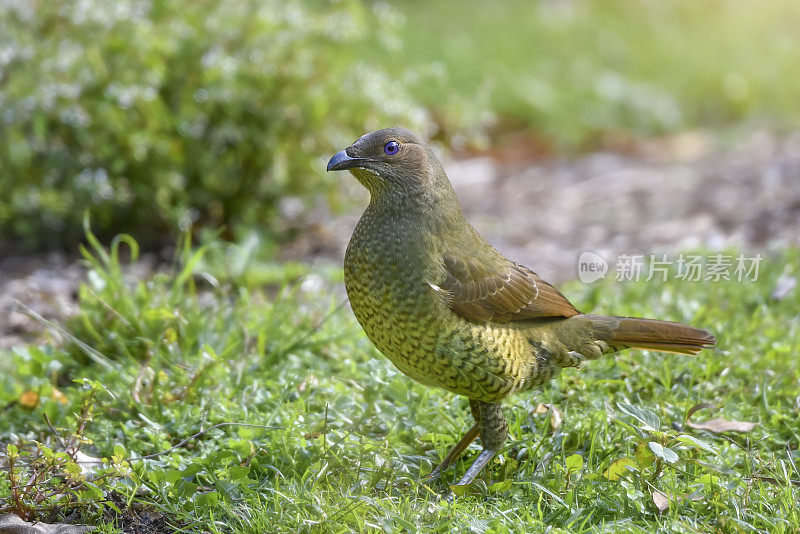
top-left (585, 314), bottom-right (716, 356)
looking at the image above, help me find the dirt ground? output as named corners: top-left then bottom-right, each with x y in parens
top-left (2, 130), bottom-right (799, 349)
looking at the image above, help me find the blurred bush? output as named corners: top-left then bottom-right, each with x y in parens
top-left (0, 0), bottom-right (430, 251)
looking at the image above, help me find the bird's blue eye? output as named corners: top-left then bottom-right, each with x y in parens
top-left (384, 141), bottom-right (400, 156)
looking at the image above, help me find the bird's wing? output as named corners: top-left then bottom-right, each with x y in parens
top-left (439, 253), bottom-right (580, 323)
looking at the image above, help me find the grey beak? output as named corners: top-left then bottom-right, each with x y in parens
top-left (327, 150), bottom-right (367, 172)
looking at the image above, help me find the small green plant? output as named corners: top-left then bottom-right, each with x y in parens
top-left (601, 402), bottom-right (720, 512)
top-left (0, 380), bottom-right (131, 522)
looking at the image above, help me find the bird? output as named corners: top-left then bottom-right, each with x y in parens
top-left (326, 127), bottom-right (716, 488)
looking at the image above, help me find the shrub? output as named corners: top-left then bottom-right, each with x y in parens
top-left (0, 0), bottom-right (430, 250)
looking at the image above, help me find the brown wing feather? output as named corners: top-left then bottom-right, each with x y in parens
top-left (441, 254), bottom-right (580, 323)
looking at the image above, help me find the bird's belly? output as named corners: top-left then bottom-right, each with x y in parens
top-left (343, 260), bottom-right (443, 388)
top-left (344, 252), bottom-right (560, 402)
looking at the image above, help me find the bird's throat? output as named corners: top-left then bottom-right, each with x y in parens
top-left (349, 168), bottom-right (383, 192)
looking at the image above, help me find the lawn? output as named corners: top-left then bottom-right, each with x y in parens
top-left (2, 0), bottom-right (799, 531)
top-left (1, 231), bottom-right (798, 532)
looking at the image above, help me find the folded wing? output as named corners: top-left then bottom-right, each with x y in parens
top-left (440, 252), bottom-right (580, 323)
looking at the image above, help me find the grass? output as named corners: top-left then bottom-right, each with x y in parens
top-left (376, 0), bottom-right (800, 149)
top-left (1, 233), bottom-right (799, 532)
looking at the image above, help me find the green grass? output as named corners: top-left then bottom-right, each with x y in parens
top-left (1, 235), bottom-right (799, 532)
top-left (378, 0), bottom-right (800, 148)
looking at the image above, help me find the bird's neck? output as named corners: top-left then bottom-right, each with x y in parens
top-left (362, 188), bottom-right (468, 245)
top-left (367, 188), bottom-right (426, 215)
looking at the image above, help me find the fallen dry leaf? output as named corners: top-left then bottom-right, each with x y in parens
top-left (532, 403), bottom-right (562, 430)
top-left (533, 403), bottom-right (549, 415)
top-left (652, 490), bottom-right (669, 512)
top-left (297, 374), bottom-right (319, 393)
top-left (51, 388), bottom-right (68, 405)
top-left (686, 403), bottom-right (757, 433)
top-left (686, 418), bottom-right (757, 433)
top-left (19, 390), bottom-right (39, 409)
top-left (74, 451), bottom-right (103, 476)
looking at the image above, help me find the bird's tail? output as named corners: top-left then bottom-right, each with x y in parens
top-left (583, 314), bottom-right (716, 356)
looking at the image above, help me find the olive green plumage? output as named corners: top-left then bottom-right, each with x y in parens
top-left (327, 127), bottom-right (716, 487)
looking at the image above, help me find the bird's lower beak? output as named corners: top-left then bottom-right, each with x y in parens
top-left (326, 150), bottom-right (367, 172)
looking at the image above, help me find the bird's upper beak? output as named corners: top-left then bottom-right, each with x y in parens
top-left (326, 149), bottom-right (369, 172)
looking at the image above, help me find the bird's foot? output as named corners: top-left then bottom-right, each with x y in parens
top-left (423, 423), bottom-right (480, 482)
top-left (454, 448), bottom-right (498, 487)
top-left (566, 350), bottom-right (587, 368)
top-left (435, 449), bottom-right (498, 502)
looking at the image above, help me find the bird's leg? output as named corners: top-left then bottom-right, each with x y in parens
top-left (427, 398), bottom-right (486, 481)
top-left (454, 400), bottom-right (508, 486)
top-left (426, 424), bottom-right (480, 481)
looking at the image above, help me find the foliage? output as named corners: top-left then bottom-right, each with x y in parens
top-left (3, 0), bottom-right (799, 251)
top-left (1, 233), bottom-right (798, 531)
top-left (0, 0), bottom-right (429, 250)
top-left (0, 380), bottom-right (132, 522)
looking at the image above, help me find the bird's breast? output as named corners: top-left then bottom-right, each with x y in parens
top-left (344, 207), bottom-right (449, 385)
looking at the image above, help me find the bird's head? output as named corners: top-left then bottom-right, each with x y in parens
top-left (326, 127), bottom-right (453, 202)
